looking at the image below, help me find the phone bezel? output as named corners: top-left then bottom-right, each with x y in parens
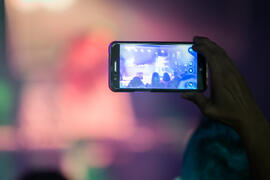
top-left (109, 41), bottom-right (207, 92)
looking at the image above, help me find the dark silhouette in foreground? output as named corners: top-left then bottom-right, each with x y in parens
top-left (182, 117), bottom-right (251, 180)
top-left (19, 169), bottom-right (67, 180)
top-left (181, 36), bottom-right (270, 180)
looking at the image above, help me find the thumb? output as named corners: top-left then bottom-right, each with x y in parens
top-left (181, 92), bottom-right (209, 111)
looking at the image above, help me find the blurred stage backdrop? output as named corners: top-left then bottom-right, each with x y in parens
top-left (0, 0), bottom-right (269, 179)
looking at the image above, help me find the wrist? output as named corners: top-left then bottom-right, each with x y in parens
top-left (235, 110), bottom-right (268, 136)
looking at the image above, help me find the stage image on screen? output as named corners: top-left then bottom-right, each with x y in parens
top-left (119, 44), bottom-right (197, 89)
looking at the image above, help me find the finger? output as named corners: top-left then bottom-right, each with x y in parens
top-left (194, 36), bottom-right (234, 66)
top-left (192, 44), bottom-right (211, 59)
top-left (181, 92), bottom-right (209, 112)
top-left (192, 44), bottom-right (217, 71)
top-left (193, 36), bottom-right (218, 51)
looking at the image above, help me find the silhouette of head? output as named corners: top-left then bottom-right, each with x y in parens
top-left (128, 76), bottom-right (144, 88)
top-left (151, 72), bottom-right (160, 85)
top-left (182, 117), bottom-right (251, 180)
top-left (19, 169), bottom-right (68, 180)
top-left (163, 72), bottom-right (170, 82)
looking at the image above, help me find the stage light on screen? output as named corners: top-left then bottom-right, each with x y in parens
top-left (125, 58), bottom-right (135, 67)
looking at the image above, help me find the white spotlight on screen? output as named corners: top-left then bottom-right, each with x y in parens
top-left (161, 50), bottom-right (165, 53)
top-left (147, 49), bottom-right (151, 53)
top-left (140, 49), bottom-right (144, 52)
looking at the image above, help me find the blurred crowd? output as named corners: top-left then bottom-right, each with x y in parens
top-left (127, 72), bottom-right (196, 89)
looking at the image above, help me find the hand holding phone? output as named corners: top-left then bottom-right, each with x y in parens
top-left (183, 37), bottom-right (270, 180)
top-left (182, 37), bottom-right (265, 129)
top-left (109, 41), bottom-right (207, 92)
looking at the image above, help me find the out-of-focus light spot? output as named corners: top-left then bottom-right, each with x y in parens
top-left (87, 167), bottom-right (108, 180)
top-left (61, 143), bottom-right (89, 180)
top-left (140, 49), bottom-right (144, 52)
top-left (0, 126), bottom-right (16, 151)
top-left (61, 142), bottom-right (112, 180)
top-left (18, 83), bottom-right (66, 150)
top-left (134, 48), bottom-right (138, 52)
top-left (147, 49), bottom-right (151, 53)
top-left (18, 30), bottom-right (135, 150)
top-left (86, 143), bottom-right (114, 168)
top-left (0, 80), bottom-right (13, 125)
top-left (127, 127), bottom-right (155, 152)
top-left (0, 152), bottom-right (16, 180)
top-left (10, 0), bottom-right (75, 12)
top-left (61, 29), bottom-right (114, 91)
top-left (161, 50), bottom-right (165, 53)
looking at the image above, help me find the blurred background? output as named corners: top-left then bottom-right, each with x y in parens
top-left (0, 0), bottom-right (269, 179)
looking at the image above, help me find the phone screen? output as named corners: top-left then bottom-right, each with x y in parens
top-left (119, 43), bottom-right (198, 90)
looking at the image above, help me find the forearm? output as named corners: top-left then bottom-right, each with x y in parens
top-left (236, 113), bottom-right (270, 180)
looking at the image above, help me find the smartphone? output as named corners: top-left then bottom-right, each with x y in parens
top-left (109, 41), bottom-right (207, 92)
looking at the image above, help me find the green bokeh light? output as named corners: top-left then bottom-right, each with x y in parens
top-left (0, 79), bottom-right (13, 124)
top-left (0, 152), bottom-right (16, 180)
top-left (86, 167), bottom-right (108, 180)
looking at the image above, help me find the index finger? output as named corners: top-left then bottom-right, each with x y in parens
top-left (194, 36), bottom-right (234, 66)
top-left (192, 37), bottom-right (234, 73)
top-left (192, 43), bottom-right (218, 72)
top-left (193, 36), bottom-right (219, 52)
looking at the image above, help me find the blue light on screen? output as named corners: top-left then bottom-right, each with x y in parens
top-left (119, 44), bottom-right (197, 89)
